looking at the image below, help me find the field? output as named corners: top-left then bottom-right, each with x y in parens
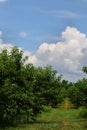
top-left (3, 108), bottom-right (87, 130)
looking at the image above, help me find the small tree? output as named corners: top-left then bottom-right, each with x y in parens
top-left (34, 65), bottom-right (63, 107)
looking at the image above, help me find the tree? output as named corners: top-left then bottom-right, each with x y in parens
top-left (34, 65), bottom-right (63, 107)
top-left (68, 78), bottom-right (87, 108)
top-left (0, 47), bottom-right (71, 126)
top-left (0, 47), bottom-right (35, 125)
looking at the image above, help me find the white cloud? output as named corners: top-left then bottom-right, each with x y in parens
top-left (0, 27), bottom-right (87, 82)
top-left (52, 10), bottom-right (79, 19)
top-left (0, 31), bottom-right (2, 37)
top-left (35, 8), bottom-right (79, 19)
top-left (0, 0), bottom-right (7, 3)
top-left (19, 31), bottom-right (28, 38)
top-left (0, 39), bottom-right (13, 53)
top-left (27, 26), bottom-right (87, 81)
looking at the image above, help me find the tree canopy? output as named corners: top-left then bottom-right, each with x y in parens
top-left (0, 47), bottom-right (87, 126)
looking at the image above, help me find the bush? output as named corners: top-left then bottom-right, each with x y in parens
top-left (79, 107), bottom-right (87, 118)
top-left (43, 105), bottom-right (52, 113)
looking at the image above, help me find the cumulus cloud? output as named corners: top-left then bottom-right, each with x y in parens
top-left (28, 26), bottom-right (87, 81)
top-left (0, 26), bottom-right (87, 81)
top-left (0, 38), bottom-right (13, 52)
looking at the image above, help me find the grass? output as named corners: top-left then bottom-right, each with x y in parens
top-left (2, 108), bottom-right (87, 130)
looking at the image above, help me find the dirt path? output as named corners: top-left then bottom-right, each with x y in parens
top-left (61, 120), bottom-right (69, 130)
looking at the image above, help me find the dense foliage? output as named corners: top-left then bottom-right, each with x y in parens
top-left (0, 48), bottom-right (35, 125)
top-left (0, 47), bottom-right (87, 126)
top-left (68, 78), bottom-right (87, 108)
top-left (0, 47), bottom-right (65, 126)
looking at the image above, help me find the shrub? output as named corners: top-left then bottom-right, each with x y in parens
top-left (43, 105), bottom-right (52, 113)
top-left (79, 107), bottom-right (87, 118)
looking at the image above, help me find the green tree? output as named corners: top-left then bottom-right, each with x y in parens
top-left (34, 65), bottom-right (63, 107)
top-left (0, 46), bottom-right (70, 126)
top-left (0, 47), bottom-right (35, 125)
top-left (68, 78), bottom-right (87, 108)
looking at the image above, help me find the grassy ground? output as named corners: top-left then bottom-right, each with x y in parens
top-left (3, 108), bottom-right (87, 130)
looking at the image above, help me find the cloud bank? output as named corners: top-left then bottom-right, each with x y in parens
top-left (0, 26), bottom-right (87, 81)
top-left (28, 26), bottom-right (87, 81)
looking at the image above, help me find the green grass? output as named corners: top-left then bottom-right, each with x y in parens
top-left (2, 109), bottom-right (87, 130)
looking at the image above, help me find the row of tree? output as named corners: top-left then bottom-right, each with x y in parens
top-left (0, 47), bottom-right (87, 126)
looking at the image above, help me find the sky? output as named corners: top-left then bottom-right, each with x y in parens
top-left (0, 0), bottom-right (87, 82)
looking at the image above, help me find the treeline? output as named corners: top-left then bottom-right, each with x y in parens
top-left (0, 47), bottom-right (87, 126)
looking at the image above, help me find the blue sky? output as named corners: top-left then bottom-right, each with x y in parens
top-left (0, 0), bottom-right (87, 81)
top-left (0, 0), bottom-right (87, 50)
